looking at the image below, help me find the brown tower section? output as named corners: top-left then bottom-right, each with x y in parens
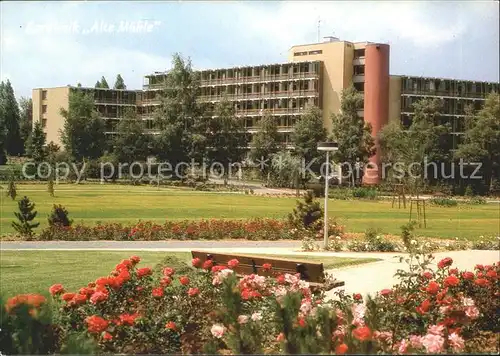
top-left (363, 43), bottom-right (390, 185)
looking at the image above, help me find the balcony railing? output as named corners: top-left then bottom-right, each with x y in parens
top-left (401, 88), bottom-right (488, 99)
top-left (198, 90), bottom-right (319, 102)
top-left (199, 72), bottom-right (320, 86)
top-left (94, 99), bottom-right (137, 105)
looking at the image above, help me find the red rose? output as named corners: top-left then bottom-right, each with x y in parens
top-left (160, 276), bottom-right (172, 286)
top-left (462, 271), bottom-right (474, 280)
top-left (298, 317), bottom-right (306, 328)
top-left (136, 267), bottom-right (152, 278)
top-left (165, 321), bottom-right (176, 330)
top-left (162, 267), bottom-right (175, 277)
top-left (211, 265), bottom-right (226, 273)
top-left (276, 274), bottom-right (286, 284)
top-left (443, 275), bottom-right (460, 287)
top-left (70, 294), bottom-right (87, 306)
top-left (61, 293), bottom-right (75, 302)
top-left (416, 299), bottom-right (431, 314)
top-left (95, 277), bottom-right (110, 286)
top-left (202, 260), bottom-right (213, 270)
top-left (102, 331), bottom-right (113, 341)
top-left (119, 313), bottom-right (140, 326)
top-left (179, 276), bottom-right (190, 286)
top-left (380, 289), bottom-right (392, 297)
top-left (475, 264), bottom-right (484, 271)
top-left (438, 257), bottom-right (453, 269)
top-left (474, 278), bottom-right (489, 287)
top-left (486, 270), bottom-right (497, 279)
top-left (90, 291), bottom-right (108, 304)
top-left (85, 315), bottom-right (109, 333)
top-left (262, 263), bottom-right (272, 271)
top-left (191, 258), bottom-right (202, 268)
top-left (227, 259), bottom-right (240, 269)
top-left (276, 332), bottom-right (285, 342)
top-left (152, 287), bottom-right (164, 298)
top-left (49, 284), bottom-right (65, 296)
top-left (188, 288), bottom-right (200, 297)
top-left (241, 288), bottom-right (252, 300)
top-left (449, 268), bottom-right (458, 275)
top-left (353, 293), bottom-right (362, 301)
top-left (422, 271), bottom-right (433, 279)
top-left (335, 343), bottom-right (348, 355)
top-left (352, 326), bottom-right (372, 341)
top-left (130, 256), bottom-right (141, 264)
top-left (425, 281), bottom-right (440, 295)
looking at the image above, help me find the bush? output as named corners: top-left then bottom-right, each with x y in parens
top-left (328, 188), bottom-right (351, 200)
top-left (351, 187), bottom-right (378, 200)
top-left (429, 197), bottom-right (458, 207)
top-left (466, 196), bottom-right (487, 205)
top-left (12, 196), bottom-right (40, 238)
top-left (6, 178), bottom-right (16, 200)
top-left (48, 204), bottom-right (73, 227)
top-left (288, 190), bottom-right (323, 230)
top-left (36, 219), bottom-right (296, 241)
top-left (472, 237), bottom-right (500, 250)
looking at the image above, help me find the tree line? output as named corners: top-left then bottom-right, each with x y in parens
top-left (1, 54), bottom-right (498, 194)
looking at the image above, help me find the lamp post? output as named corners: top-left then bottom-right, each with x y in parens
top-left (317, 142), bottom-right (339, 249)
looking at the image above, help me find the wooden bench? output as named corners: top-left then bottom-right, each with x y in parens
top-left (191, 250), bottom-right (345, 292)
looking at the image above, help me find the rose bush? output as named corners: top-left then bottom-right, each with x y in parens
top-left (35, 218), bottom-right (295, 241)
top-left (2, 249), bottom-right (498, 354)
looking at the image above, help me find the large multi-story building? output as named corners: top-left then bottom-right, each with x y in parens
top-left (33, 37), bottom-right (499, 183)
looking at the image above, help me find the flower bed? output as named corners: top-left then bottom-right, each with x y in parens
top-left (2, 250), bottom-right (499, 354)
top-left (34, 218), bottom-right (295, 241)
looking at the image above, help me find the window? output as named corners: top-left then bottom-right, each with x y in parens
top-left (293, 51), bottom-right (308, 56)
top-left (353, 82), bottom-right (364, 92)
top-left (41, 119), bottom-right (47, 128)
top-left (42, 90), bottom-right (47, 100)
top-left (354, 65), bottom-right (365, 75)
top-left (308, 50), bottom-right (322, 55)
top-left (354, 49), bottom-right (365, 58)
top-left (42, 105), bottom-right (47, 114)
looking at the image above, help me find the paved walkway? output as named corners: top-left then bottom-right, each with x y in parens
top-left (1, 241), bottom-right (498, 298)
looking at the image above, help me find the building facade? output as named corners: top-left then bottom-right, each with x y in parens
top-left (33, 38), bottom-right (499, 183)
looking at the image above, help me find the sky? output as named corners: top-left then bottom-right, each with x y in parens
top-left (1, 0), bottom-right (499, 99)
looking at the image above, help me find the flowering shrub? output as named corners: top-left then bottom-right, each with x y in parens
top-left (472, 236), bottom-right (500, 250)
top-left (3, 250), bottom-right (499, 354)
top-left (36, 218), bottom-right (295, 241)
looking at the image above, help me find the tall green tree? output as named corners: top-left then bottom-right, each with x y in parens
top-left (206, 97), bottom-right (247, 183)
top-left (19, 97), bottom-right (33, 152)
top-left (0, 95), bottom-right (6, 164)
top-left (0, 80), bottom-right (23, 155)
top-left (113, 109), bottom-right (151, 163)
top-left (379, 98), bottom-right (449, 194)
top-left (25, 121), bottom-right (47, 164)
top-left (455, 93), bottom-right (500, 192)
top-left (113, 74), bottom-right (126, 89)
top-left (330, 86), bottom-right (375, 185)
top-left (292, 106), bottom-right (327, 181)
top-left (100, 76), bottom-right (109, 89)
top-left (153, 53), bottom-right (206, 173)
top-left (12, 196), bottom-right (39, 238)
top-left (250, 112), bottom-right (281, 181)
top-left (94, 81), bottom-right (101, 89)
top-left (60, 89), bottom-right (106, 161)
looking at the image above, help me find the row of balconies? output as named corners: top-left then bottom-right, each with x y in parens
top-left (401, 88), bottom-right (490, 99)
top-left (198, 90), bottom-right (319, 102)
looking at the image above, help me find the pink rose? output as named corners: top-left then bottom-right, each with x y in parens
top-left (210, 324), bottom-right (225, 338)
top-left (421, 333), bottom-right (444, 354)
top-left (237, 315), bottom-right (249, 324)
top-left (448, 332), bottom-right (465, 352)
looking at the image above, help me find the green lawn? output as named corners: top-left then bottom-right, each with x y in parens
top-left (0, 250), bottom-right (378, 297)
top-left (0, 183), bottom-right (498, 239)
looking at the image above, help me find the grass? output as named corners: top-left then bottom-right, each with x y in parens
top-left (0, 250), bottom-right (378, 297)
top-left (0, 183), bottom-right (498, 239)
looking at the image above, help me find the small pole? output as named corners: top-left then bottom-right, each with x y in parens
top-left (324, 150), bottom-right (329, 249)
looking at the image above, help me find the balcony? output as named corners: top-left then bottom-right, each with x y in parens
top-left (198, 90), bottom-right (319, 102)
top-left (199, 72), bottom-right (320, 86)
top-left (94, 98), bottom-right (137, 105)
top-left (401, 88), bottom-right (487, 99)
top-left (353, 75), bottom-right (365, 83)
top-left (353, 57), bottom-right (365, 66)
